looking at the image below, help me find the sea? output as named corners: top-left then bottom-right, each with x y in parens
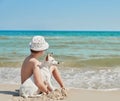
top-left (0, 30), bottom-right (120, 90)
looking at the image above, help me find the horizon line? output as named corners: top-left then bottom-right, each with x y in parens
top-left (0, 29), bottom-right (120, 32)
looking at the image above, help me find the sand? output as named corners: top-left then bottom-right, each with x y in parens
top-left (0, 84), bottom-right (120, 101)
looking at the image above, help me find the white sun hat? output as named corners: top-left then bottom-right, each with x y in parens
top-left (29, 36), bottom-right (49, 51)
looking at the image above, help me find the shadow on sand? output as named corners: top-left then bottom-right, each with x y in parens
top-left (0, 90), bottom-right (19, 96)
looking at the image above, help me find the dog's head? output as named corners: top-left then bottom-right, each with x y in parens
top-left (45, 53), bottom-right (59, 65)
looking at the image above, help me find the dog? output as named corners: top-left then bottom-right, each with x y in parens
top-left (40, 53), bottom-right (59, 91)
top-left (19, 53), bottom-right (59, 98)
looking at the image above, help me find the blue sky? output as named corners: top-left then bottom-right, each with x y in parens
top-left (0, 0), bottom-right (120, 30)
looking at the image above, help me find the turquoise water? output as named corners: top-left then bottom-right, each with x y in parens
top-left (0, 31), bottom-right (120, 89)
top-left (0, 31), bottom-right (120, 68)
top-left (0, 30), bottom-right (120, 36)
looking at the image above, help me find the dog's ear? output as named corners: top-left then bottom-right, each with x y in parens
top-left (46, 54), bottom-right (48, 61)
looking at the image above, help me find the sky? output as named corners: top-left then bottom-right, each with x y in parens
top-left (0, 0), bottom-right (120, 31)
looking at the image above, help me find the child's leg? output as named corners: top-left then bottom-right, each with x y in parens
top-left (50, 65), bottom-right (65, 88)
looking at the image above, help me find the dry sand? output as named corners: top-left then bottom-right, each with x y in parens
top-left (0, 84), bottom-right (120, 101)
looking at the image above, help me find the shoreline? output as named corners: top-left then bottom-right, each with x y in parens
top-left (1, 84), bottom-right (120, 101)
top-left (1, 67), bottom-right (120, 90)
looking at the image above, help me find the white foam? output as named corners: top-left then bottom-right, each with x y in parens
top-left (1, 67), bottom-right (120, 91)
top-left (60, 67), bottom-right (120, 90)
top-left (0, 67), bottom-right (21, 84)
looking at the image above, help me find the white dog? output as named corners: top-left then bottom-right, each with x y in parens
top-left (19, 53), bottom-right (59, 98)
top-left (40, 53), bottom-right (59, 91)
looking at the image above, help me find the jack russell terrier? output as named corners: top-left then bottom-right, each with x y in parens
top-left (40, 53), bottom-right (59, 91)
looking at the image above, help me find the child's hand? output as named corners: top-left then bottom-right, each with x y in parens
top-left (61, 88), bottom-right (67, 97)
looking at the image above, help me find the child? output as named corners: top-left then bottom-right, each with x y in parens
top-left (20, 36), bottom-right (65, 97)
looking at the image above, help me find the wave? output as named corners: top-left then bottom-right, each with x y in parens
top-left (1, 67), bottom-right (120, 90)
top-left (60, 67), bottom-right (120, 90)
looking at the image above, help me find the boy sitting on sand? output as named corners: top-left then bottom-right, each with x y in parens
top-left (20, 36), bottom-right (66, 97)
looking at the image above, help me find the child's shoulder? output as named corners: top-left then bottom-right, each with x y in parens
top-left (29, 58), bottom-right (39, 64)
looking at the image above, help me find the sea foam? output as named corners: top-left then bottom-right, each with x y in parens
top-left (1, 67), bottom-right (120, 91)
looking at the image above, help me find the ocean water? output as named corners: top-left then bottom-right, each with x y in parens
top-left (0, 31), bottom-right (120, 90)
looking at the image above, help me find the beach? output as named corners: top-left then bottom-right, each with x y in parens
top-left (0, 31), bottom-right (120, 100)
top-left (1, 0), bottom-right (120, 99)
top-left (1, 84), bottom-right (120, 101)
